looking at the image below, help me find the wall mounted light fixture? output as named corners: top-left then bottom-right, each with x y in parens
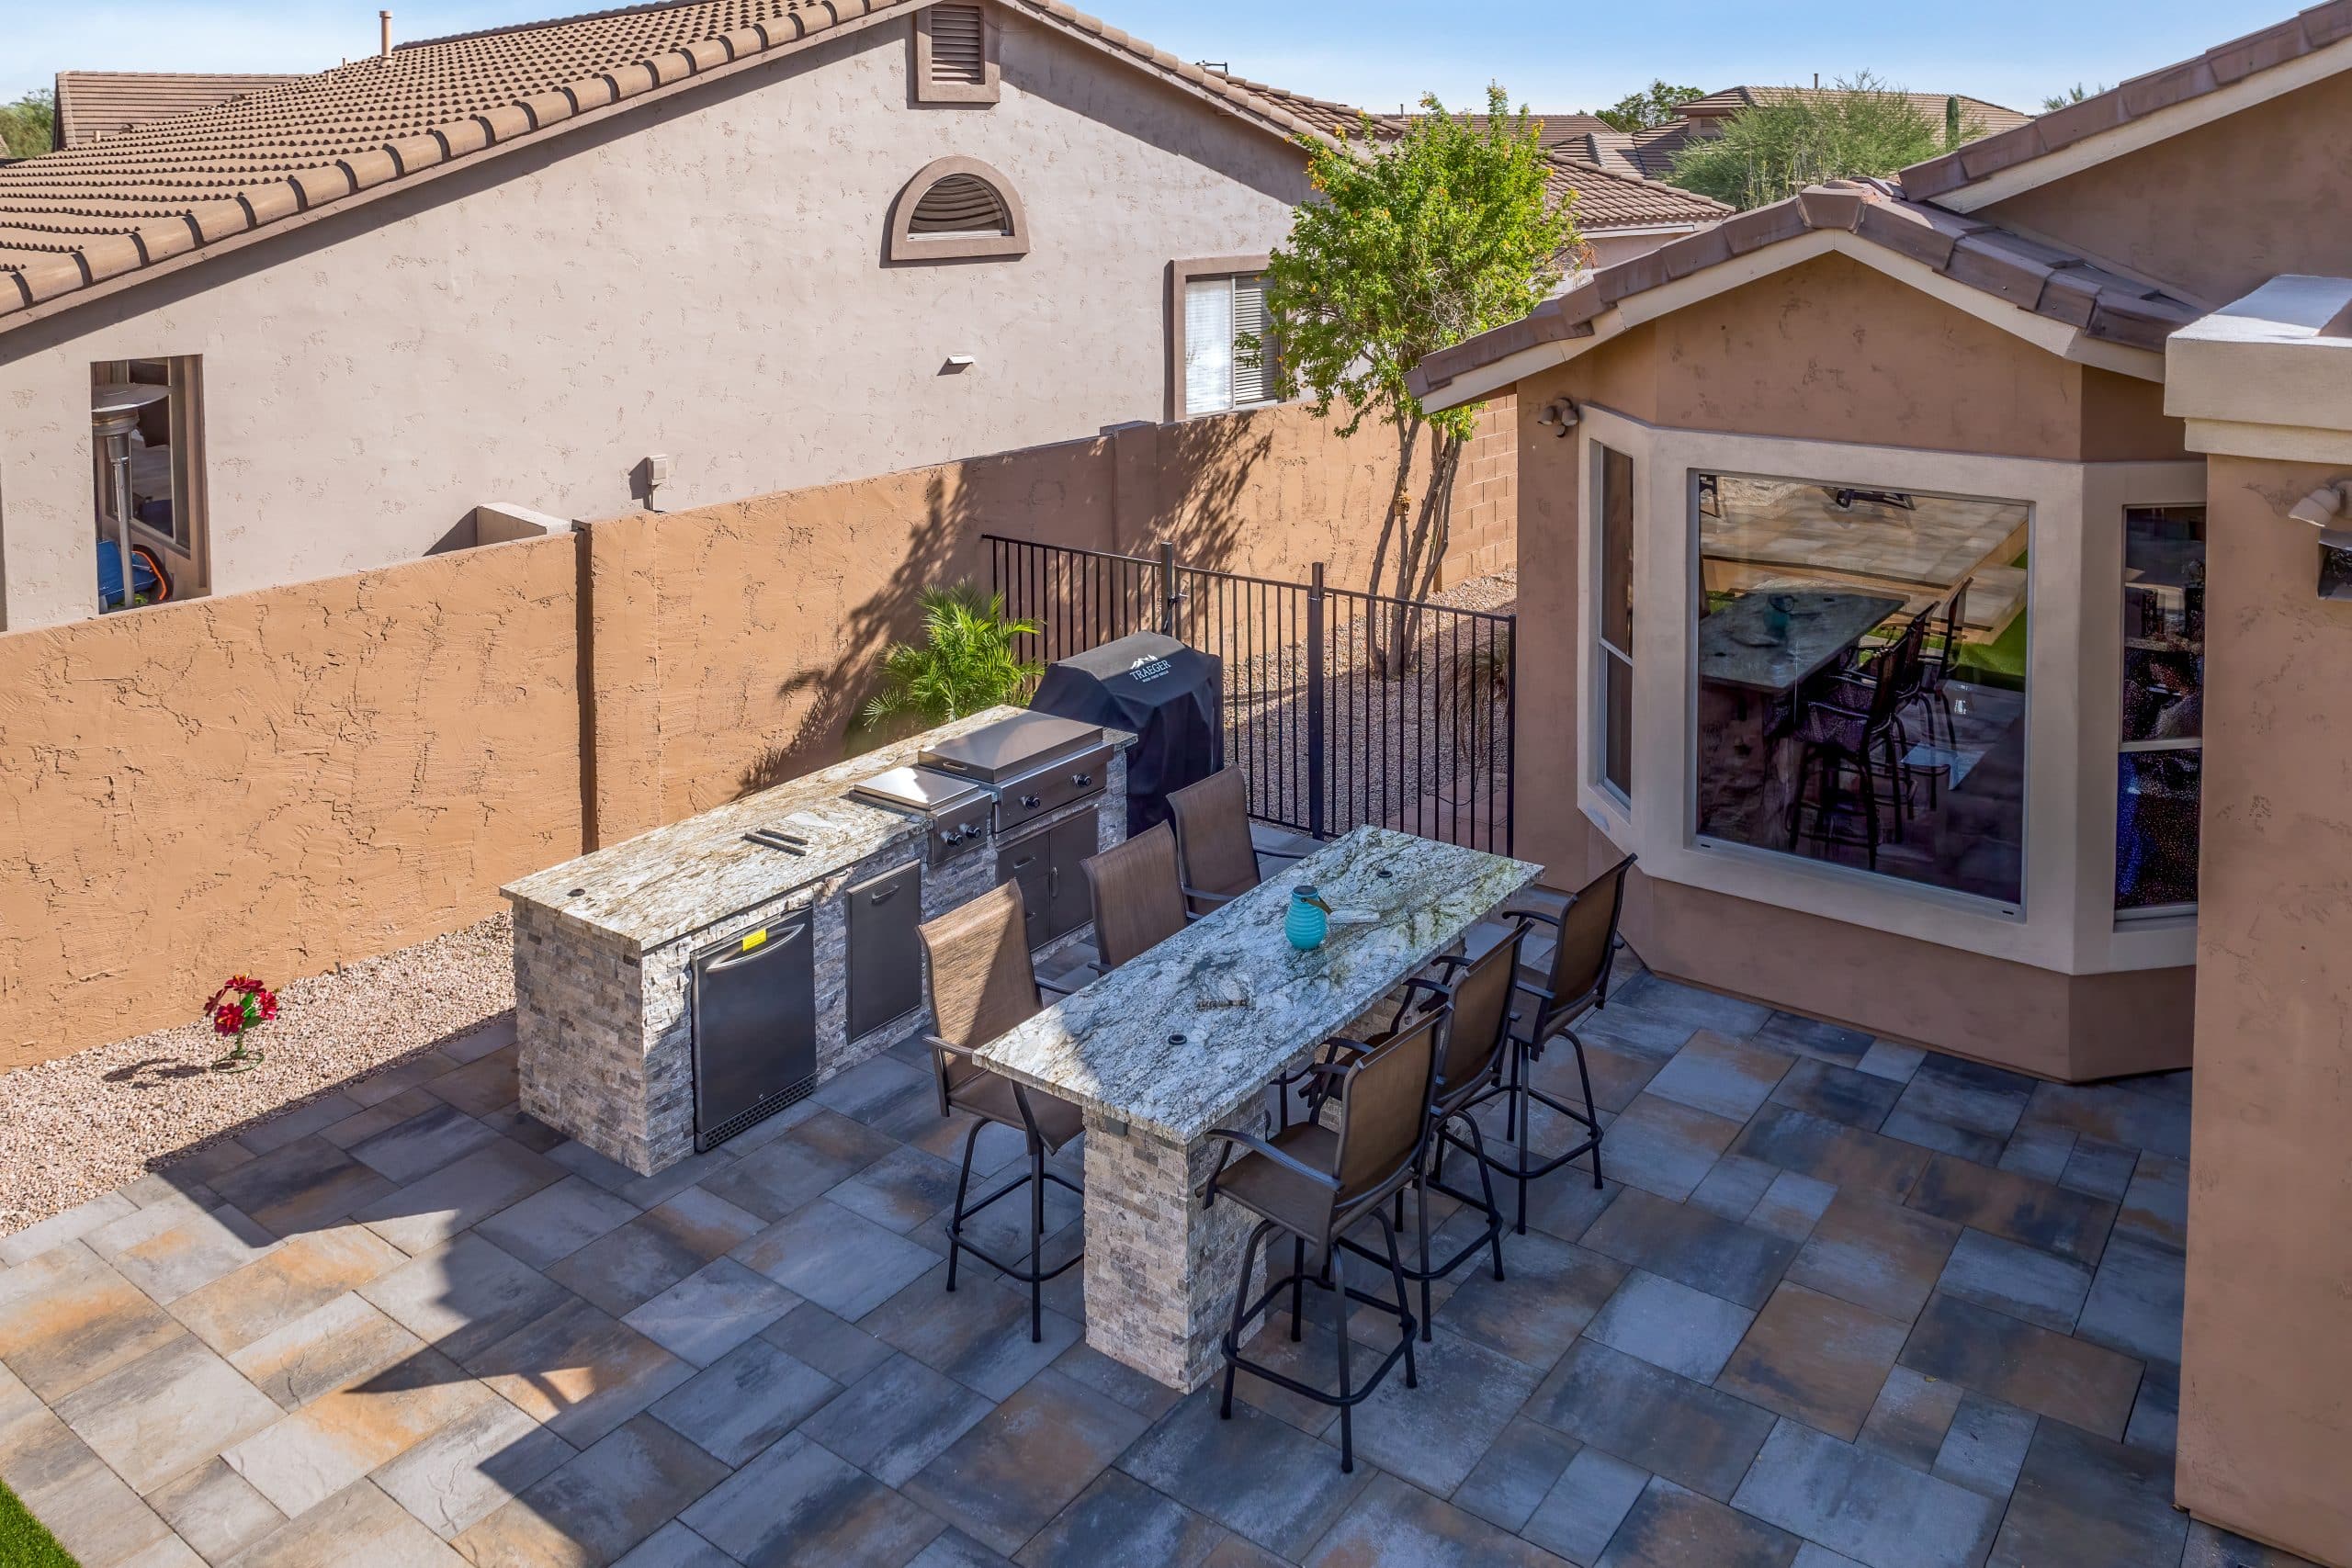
top-left (1535, 397), bottom-right (1580, 437)
top-left (2287, 479), bottom-right (2352, 599)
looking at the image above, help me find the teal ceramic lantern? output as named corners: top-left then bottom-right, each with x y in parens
top-left (1285, 886), bottom-right (1329, 951)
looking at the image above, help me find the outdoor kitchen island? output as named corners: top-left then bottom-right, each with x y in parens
top-left (504, 707), bottom-right (1130, 1176)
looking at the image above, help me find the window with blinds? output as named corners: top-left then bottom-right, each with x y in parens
top-left (1182, 273), bottom-right (1278, 416)
top-left (926, 5), bottom-right (987, 86)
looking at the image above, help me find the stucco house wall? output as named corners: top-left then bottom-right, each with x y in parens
top-left (1508, 254), bottom-right (2198, 1077)
top-left (2177, 449), bottom-right (2352, 1567)
top-left (0, 13), bottom-right (1309, 629)
top-left (1977, 70), bottom-right (2352, 310)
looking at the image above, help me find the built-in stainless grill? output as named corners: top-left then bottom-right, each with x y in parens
top-left (919, 713), bottom-right (1113, 835)
top-left (849, 765), bottom-right (992, 863)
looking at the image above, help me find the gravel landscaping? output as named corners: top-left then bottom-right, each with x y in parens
top-left (0, 914), bottom-right (515, 1235)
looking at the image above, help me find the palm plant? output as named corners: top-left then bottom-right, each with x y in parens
top-left (863, 584), bottom-right (1043, 729)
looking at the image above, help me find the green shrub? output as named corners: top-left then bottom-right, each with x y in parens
top-left (863, 584), bottom-right (1042, 729)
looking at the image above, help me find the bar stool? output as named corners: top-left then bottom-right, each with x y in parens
top-left (1351, 919), bottom-right (1521, 1338)
top-left (1202, 1013), bottom-right (1439, 1472)
top-left (1167, 768), bottom-right (1306, 915)
top-left (1460, 853), bottom-right (1634, 1233)
top-left (1080, 821), bottom-right (1192, 969)
top-left (918, 881), bottom-right (1084, 1341)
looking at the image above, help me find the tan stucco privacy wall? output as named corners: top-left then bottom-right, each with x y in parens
top-left (2174, 452), bottom-right (2352, 1566)
top-left (0, 12), bottom-right (1309, 629)
top-left (0, 395), bottom-right (1513, 1067)
top-left (1505, 253), bottom-right (2195, 1079)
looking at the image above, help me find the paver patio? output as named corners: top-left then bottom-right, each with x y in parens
top-left (0, 952), bottom-right (2298, 1568)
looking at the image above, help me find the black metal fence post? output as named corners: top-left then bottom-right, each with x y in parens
top-left (1158, 540), bottom-right (1180, 637)
top-left (1306, 561), bottom-right (1328, 841)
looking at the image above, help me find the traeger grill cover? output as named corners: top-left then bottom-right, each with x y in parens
top-left (1029, 631), bottom-right (1222, 836)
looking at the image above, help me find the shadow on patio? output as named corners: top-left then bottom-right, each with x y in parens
top-left (0, 932), bottom-right (2280, 1568)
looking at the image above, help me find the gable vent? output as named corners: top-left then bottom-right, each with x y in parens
top-left (910, 173), bottom-right (1011, 236)
top-left (927, 6), bottom-right (987, 86)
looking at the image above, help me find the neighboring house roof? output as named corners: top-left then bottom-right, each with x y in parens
top-left (1544, 152), bottom-right (1730, 232)
top-left (1572, 122), bottom-right (1693, 181)
top-left (1677, 85), bottom-right (2032, 136)
top-left (1201, 72), bottom-right (1375, 140)
top-left (0, 0), bottom-right (1351, 328)
top-left (1406, 112), bottom-right (1616, 149)
top-left (1408, 177), bottom-right (2202, 405)
top-left (51, 72), bottom-right (302, 149)
top-left (1202, 71), bottom-right (1725, 238)
top-left (1901, 1), bottom-right (2352, 208)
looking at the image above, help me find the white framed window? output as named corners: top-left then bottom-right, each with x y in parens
top-left (1181, 272), bottom-right (1277, 416)
top-left (1593, 442), bottom-right (1634, 803)
top-left (90, 356), bottom-right (207, 613)
top-left (2115, 503), bottom-right (2204, 917)
top-left (1573, 400), bottom-right (2199, 980)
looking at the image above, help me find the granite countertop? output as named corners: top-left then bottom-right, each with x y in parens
top-left (1697, 589), bottom-right (1905, 693)
top-left (504, 707), bottom-right (1129, 954)
top-left (974, 826), bottom-right (1541, 1144)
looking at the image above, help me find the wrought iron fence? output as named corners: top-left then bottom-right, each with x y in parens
top-left (985, 536), bottom-right (1515, 854)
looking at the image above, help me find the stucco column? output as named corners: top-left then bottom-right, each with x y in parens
top-left (2167, 279), bottom-right (2352, 1567)
top-left (578, 512), bottom-right (664, 850)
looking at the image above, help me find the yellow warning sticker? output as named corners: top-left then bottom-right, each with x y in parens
top-left (741, 930), bottom-right (768, 953)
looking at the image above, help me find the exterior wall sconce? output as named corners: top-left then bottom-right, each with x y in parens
top-left (1536, 397), bottom-right (1580, 437)
top-left (2287, 480), bottom-right (2352, 599)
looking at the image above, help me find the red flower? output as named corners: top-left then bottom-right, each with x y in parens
top-left (213, 1003), bottom-right (244, 1036)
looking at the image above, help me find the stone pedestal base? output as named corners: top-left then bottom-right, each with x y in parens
top-left (1080, 1102), bottom-right (1275, 1391)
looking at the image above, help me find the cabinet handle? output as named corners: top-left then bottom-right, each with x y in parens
top-left (870, 887), bottom-right (898, 905)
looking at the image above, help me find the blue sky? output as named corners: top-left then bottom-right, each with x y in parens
top-left (6, 0), bottom-right (2245, 117)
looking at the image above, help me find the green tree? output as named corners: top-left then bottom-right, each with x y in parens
top-left (1668, 73), bottom-right (1975, 209)
top-left (0, 89), bottom-right (55, 159)
top-left (1596, 79), bottom-right (1704, 132)
top-left (1260, 85), bottom-right (1577, 673)
top-left (2040, 83), bottom-right (2108, 111)
top-left (863, 584), bottom-right (1042, 729)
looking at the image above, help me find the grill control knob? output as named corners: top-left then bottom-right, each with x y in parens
top-left (1071, 773), bottom-right (1093, 786)
top-left (1019, 794), bottom-right (1043, 808)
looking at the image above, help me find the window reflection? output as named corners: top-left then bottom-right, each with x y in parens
top-left (2117, 505), bottom-right (2204, 910)
top-left (1692, 474), bottom-right (2028, 905)
top-left (1596, 445), bottom-right (1634, 800)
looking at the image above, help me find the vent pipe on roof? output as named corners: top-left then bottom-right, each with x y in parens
top-left (380, 10), bottom-right (392, 57)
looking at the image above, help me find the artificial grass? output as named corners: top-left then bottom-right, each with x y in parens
top-left (1953, 549), bottom-right (2030, 690)
top-left (0, 1479), bottom-right (77, 1568)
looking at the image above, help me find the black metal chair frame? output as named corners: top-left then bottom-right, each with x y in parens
top-left (928, 971), bottom-right (1081, 1343)
top-left (1331, 926), bottom-right (1522, 1341)
top-left (1450, 857), bottom-right (1634, 1235)
top-left (1202, 1028), bottom-right (1437, 1473)
top-left (1791, 611), bottom-right (1929, 865)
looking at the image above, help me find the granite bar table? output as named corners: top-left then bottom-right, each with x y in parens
top-left (976, 825), bottom-right (1540, 1390)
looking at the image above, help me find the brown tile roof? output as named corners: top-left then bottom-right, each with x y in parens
top-left (1901, 2), bottom-right (2352, 201)
top-left (1408, 178), bottom-right (2202, 400)
top-left (1544, 152), bottom-right (1730, 231)
top-left (1201, 71), bottom-right (1382, 140)
top-left (1678, 85), bottom-right (2032, 136)
top-left (1406, 112), bottom-right (1617, 149)
top-left (1201, 73), bottom-right (1723, 235)
top-left (1572, 123), bottom-right (1693, 181)
top-left (52, 73), bottom-right (303, 150)
top-left (0, 0), bottom-right (1351, 329)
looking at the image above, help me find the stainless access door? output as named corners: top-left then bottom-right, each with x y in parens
top-left (847, 862), bottom-right (923, 1042)
top-left (690, 913), bottom-right (817, 1151)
